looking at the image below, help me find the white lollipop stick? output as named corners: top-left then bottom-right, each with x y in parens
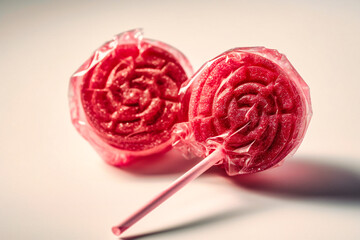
top-left (112, 148), bottom-right (223, 236)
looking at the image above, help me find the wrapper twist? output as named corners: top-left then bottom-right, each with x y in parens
top-left (69, 29), bottom-right (192, 166)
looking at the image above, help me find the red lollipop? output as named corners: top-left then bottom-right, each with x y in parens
top-left (186, 47), bottom-right (311, 175)
top-left (69, 29), bottom-right (193, 166)
top-left (112, 47), bottom-right (312, 235)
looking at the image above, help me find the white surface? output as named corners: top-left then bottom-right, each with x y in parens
top-left (1, 0), bottom-right (360, 239)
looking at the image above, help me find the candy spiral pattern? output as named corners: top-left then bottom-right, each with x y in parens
top-left (82, 43), bottom-right (187, 150)
top-left (69, 30), bottom-right (192, 166)
top-left (186, 47), bottom-right (311, 175)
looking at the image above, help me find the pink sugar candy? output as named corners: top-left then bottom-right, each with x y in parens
top-left (185, 47), bottom-right (312, 175)
top-left (69, 29), bottom-right (192, 166)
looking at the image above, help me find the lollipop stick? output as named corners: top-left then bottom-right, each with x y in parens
top-left (112, 148), bottom-right (223, 236)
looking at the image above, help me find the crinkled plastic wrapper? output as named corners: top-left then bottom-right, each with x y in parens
top-left (69, 29), bottom-right (193, 166)
top-left (174, 47), bottom-right (312, 176)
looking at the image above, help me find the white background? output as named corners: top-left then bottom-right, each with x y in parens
top-left (1, 0), bottom-right (360, 239)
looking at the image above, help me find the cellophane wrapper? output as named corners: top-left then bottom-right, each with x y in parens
top-left (69, 29), bottom-right (193, 166)
top-left (173, 47), bottom-right (312, 175)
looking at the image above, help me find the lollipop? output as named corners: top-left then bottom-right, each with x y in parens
top-left (69, 29), bottom-right (193, 166)
top-left (186, 47), bottom-right (312, 175)
top-left (112, 47), bottom-right (312, 235)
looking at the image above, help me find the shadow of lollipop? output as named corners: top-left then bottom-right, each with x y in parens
top-left (219, 157), bottom-right (360, 202)
top-left (118, 152), bottom-right (202, 176)
top-left (116, 156), bottom-right (360, 239)
top-left (119, 205), bottom-right (265, 240)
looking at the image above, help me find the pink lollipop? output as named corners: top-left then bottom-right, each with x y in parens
top-left (69, 29), bottom-right (192, 166)
top-left (186, 47), bottom-right (312, 175)
top-left (112, 47), bottom-right (312, 235)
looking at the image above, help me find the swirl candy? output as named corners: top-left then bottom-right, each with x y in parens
top-left (69, 29), bottom-right (192, 166)
top-left (186, 47), bottom-right (312, 175)
top-left (112, 47), bottom-right (312, 235)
